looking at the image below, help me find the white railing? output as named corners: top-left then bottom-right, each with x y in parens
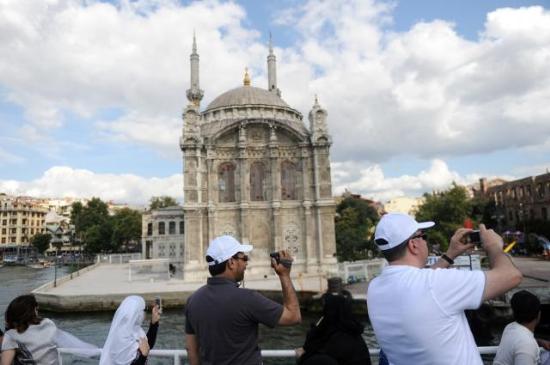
top-left (338, 258), bottom-right (385, 283)
top-left (58, 346), bottom-right (500, 364)
top-left (96, 253), bottom-right (142, 264)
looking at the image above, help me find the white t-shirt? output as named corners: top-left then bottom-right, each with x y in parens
top-left (1, 318), bottom-right (59, 365)
top-left (493, 322), bottom-right (540, 365)
top-left (367, 265), bottom-right (486, 365)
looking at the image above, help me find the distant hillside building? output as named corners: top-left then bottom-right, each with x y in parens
top-left (0, 195), bottom-right (47, 246)
top-left (383, 196), bottom-right (424, 216)
top-left (141, 206), bottom-right (185, 269)
top-left (335, 190), bottom-right (385, 216)
top-left (180, 36), bottom-right (337, 281)
top-left (44, 211), bottom-right (79, 255)
top-left (0, 195), bottom-right (48, 259)
top-left (476, 172), bottom-right (550, 228)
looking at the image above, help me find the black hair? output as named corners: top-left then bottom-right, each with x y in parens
top-left (377, 238), bottom-right (409, 262)
top-left (320, 290), bottom-right (363, 335)
top-left (206, 255), bottom-right (228, 276)
top-left (511, 290), bottom-right (540, 324)
top-left (5, 294), bottom-right (42, 333)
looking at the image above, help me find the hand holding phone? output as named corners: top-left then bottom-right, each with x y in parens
top-left (154, 296), bottom-right (162, 315)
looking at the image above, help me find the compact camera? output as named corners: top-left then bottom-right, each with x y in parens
top-left (270, 252), bottom-right (292, 268)
top-left (466, 230), bottom-right (481, 245)
top-left (269, 252), bottom-right (281, 264)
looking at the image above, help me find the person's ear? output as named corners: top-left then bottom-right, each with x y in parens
top-left (408, 239), bottom-right (420, 254)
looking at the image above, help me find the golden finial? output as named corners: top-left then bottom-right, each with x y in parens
top-left (243, 67), bottom-right (251, 86)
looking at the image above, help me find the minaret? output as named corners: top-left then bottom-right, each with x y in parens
top-left (186, 32), bottom-right (204, 106)
top-left (267, 33), bottom-right (281, 96)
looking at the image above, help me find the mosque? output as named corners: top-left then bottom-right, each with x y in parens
top-left (178, 35), bottom-right (338, 281)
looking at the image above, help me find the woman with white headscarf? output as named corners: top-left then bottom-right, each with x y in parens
top-left (99, 295), bottom-right (160, 365)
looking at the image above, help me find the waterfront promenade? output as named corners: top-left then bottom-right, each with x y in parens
top-left (32, 262), bottom-right (329, 311)
top-left (32, 256), bottom-right (549, 312)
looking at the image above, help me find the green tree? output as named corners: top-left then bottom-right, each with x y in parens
top-left (31, 233), bottom-right (52, 255)
top-left (70, 201), bottom-right (83, 233)
top-left (335, 196), bottom-right (380, 261)
top-left (471, 196), bottom-right (498, 229)
top-left (416, 183), bottom-right (472, 251)
top-left (149, 196), bottom-right (178, 210)
top-left (111, 208), bottom-right (142, 252)
top-left (71, 198), bottom-right (114, 253)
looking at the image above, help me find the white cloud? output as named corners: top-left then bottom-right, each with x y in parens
top-left (0, 166), bottom-right (182, 204)
top-left (4, 1), bottom-right (550, 163)
top-left (1, 1), bottom-right (550, 201)
top-left (333, 159), bottom-right (482, 202)
top-left (275, 2), bottom-right (550, 162)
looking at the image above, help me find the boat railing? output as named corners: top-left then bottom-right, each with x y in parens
top-left (58, 346), bottom-right (500, 364)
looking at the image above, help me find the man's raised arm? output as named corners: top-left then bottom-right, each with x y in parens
top-left (481, 224), bottom-right (522, 301)
top-left (272, 250), bottom-right (302, 325)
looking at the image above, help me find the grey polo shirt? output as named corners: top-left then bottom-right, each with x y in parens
top-left (185, 277), bottom-right (284, 365)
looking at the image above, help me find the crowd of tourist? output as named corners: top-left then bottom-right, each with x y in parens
top-left (1, 214), bottom-right (550, 364)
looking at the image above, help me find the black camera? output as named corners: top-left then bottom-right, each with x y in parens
top-left (270, 251), bottom-right (292, 268)
top-left (467, 230), bottom-right (481, 245)
top-left (269, 252), bottom-right (280, 264)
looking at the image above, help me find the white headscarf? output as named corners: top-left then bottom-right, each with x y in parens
top-left (99, 296), bottom-right (147, 365)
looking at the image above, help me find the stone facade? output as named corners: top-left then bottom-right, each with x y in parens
top-left (476, 173), bottom-right (550, 229)
top-left (141, 206), bottom-right (185, 270)
top-left (179, 37), bottom-right (337, 281)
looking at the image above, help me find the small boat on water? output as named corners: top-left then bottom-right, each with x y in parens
top-left (27, 260), bottom-right (53, 269)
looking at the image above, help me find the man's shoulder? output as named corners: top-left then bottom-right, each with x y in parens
top-left (187, 284), bottom-right (209, 302)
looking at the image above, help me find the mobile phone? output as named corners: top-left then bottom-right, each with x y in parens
top-left (155, 296), bottom-right (162, 314)
top-left (467, 230), bottom-right (481, 245)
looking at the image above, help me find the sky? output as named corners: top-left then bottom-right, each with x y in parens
top-left (1, 0), bottom-right (549, 205)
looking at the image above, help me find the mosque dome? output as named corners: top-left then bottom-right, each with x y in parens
top-left (205, 86), bottom-right (290, 111)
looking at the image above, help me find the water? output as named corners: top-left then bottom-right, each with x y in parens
top-left (0, 266), bottom-right (379, 364)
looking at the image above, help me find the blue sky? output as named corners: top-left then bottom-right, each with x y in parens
top-left (0, 0), bottom-right (549, 203)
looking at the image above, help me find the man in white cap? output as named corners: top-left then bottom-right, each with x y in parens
top-left (367, 213), bottom-right (523, 365)
top-left (184, 235), bottom-right (301, 365)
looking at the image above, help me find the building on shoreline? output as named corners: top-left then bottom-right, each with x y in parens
top-left (475, 172), bottom-right (550, 229)
top-left (0, 194), bottom-right (48, 246)
top-left (0, 194), bottom-right (48, 259)
top-left (179, 35), bottom-right (338, 281)
top-left (141, 206), bottom-right (185, 271)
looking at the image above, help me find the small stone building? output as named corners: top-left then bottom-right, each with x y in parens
top-left (179, 36), bottom-right (338, 281)
top-left (141, 206), bottom-right (185, 269)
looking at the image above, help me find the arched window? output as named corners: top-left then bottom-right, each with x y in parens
top-left (218, 162), bottom-right (236, 202)
top-left (250, 162), bottom-right (265, 201)
top-left (281, 161), bottom-right (297, 200)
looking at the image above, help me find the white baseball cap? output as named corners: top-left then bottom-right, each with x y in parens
top-left (374, 213), bottom-right (435, 251)
top-left (206, 235), bottom-right (253, 266)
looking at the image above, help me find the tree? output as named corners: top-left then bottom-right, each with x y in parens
top-left (335, 196), bottom-right (380, 261)
top-left (111, 208), bottom-right (142, 252)
top-left (71, 198), bottom-right (114, 253)
top-left (70, 201), bottom-right (83, 233)
top-left (149, 196), bottom-right (178, 210)
top-left (31, 233), bottom-right (52, 255)
top-left (415, 183), bottom-right (472, 251)
top-left (471, 196), bottom-right (498, 229)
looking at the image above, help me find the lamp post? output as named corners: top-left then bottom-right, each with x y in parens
top-left (54, 250), bottom-right (58, 288)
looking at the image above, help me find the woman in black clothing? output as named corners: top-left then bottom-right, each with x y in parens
top-left (99, 295), bottom-right (160, 365)
top-left (297, 290), bottom-right (371, 365)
